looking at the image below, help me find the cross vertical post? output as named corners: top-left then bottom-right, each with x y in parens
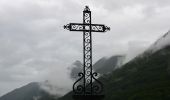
top-left (64, 6), bottom-right (110, 100)
top-left (83, 6), bottom-right (92, 94)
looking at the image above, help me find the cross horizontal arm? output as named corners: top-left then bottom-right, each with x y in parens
top-left (64, 23), bottom-right (110, 32)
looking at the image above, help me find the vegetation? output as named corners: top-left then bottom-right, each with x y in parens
top-left (59, 46), bottom-right (170, 100)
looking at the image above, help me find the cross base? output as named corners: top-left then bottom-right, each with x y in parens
top-left (73, 95), bottom-right (105, 100)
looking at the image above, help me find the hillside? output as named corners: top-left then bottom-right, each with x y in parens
top-left (102, 46), bottom-right (170, 100)
top-left (1, 31), bottom-right (170, 100)
top-left (69, 55), bottom-right (125, 80)
top-left (59, 31), bottom-right (170, 100)
top-left (0, 82), bottom-right (59, 100)
top-left (93, 55), bottom-right (125, 74)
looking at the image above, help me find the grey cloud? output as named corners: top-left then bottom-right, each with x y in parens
top-left (0, 0), bottom-right (170, 96)
top-left (93, 0), bottom-right (170, 11)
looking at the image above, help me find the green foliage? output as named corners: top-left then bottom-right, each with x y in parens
top-left (102, 46), bottom-right (170, 100)
top-left (59, 46), bottom-right (170, 100)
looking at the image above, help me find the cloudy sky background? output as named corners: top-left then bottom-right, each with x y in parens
top-left (0, 0), bottom-right (170, 96)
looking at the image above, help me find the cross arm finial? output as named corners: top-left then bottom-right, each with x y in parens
top-left (104, 26), bottom-right (110, 31)
top-left (63, 24), bottom-right (70, 30)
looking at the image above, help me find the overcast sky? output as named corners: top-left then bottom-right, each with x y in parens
top-left (0, 0), bottom-right (170, 96)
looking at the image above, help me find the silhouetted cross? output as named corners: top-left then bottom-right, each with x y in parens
top-left (64, 6), bottom-right (110, 96)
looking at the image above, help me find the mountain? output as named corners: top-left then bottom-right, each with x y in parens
top-left (58, 31), bottom-right (170, 100)
top-left (93, 55), bottom-right (125, 74)
top-left (69, 55), bottom-right (125, 80)
top-left (0, 82), bottom-right (59, 100)
top-left (148, 30), bottom-right (170, 52)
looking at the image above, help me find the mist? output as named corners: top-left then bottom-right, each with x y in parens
top-left (1, 0), bottom-right (170, 97)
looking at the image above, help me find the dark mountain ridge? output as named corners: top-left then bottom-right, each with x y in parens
top-left (58, 31), bottom-right (170, 100)
top-left (93, 55), bottom-right (125, 74)
top-left (1, 31), bottom-right (170, 100)
top-left (0, 82), bottom-right (58, 100)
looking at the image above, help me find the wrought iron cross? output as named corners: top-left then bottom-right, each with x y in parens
top-left (64, 6), bottom-right (110, 97)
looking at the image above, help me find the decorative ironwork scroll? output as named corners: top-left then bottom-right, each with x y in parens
top-left (64, 6), bottom-right (110, 96)
top-left (64, 23), bottom-right (110, 32)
